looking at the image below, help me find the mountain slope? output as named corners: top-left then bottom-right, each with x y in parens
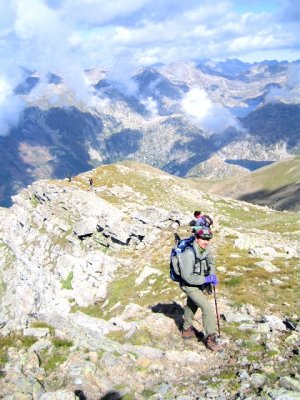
top-left (195, 156), bottom-right (300, 211)
top-left (1, 59), bottom-right (300, 207)
top-left (241, 102), bottom-right (300, 148)
top-left (0, 161), bottom-right (299, 398)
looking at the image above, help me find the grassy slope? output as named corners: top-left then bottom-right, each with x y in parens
top-left (188, 156), bottom-right (300, 211)
top-left (69, 160), bottom-right (300, 321)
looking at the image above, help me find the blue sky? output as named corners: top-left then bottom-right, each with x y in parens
top-left (0, 0), bottom-right (300, 135)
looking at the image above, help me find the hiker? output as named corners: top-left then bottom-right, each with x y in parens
top-left (179, 227), bottom-right (222, 351)
top-left (193, 210), bottom-right (207, 226)
top-left (89, 178), bottom-right (93, 190)
top-left (67, 172), bottom-right (72, 182)
top-left (190, 211), bottom-right (213, 229)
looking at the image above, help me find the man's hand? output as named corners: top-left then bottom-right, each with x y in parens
top-left (204, 274), bottom-right (218, 285)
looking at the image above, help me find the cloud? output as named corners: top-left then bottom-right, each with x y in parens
top-left (286, 63), bottom-right (300, 87)
top-left (181, 88), bottom-right (242, 133)
top-left (58, 0), bottom-right (153, 26)
top-left (0, 78), bottom-right (25, 136)
top-left (0, 0), bottom-right (300, 136)
top-left (266, 63), bottom-right (300, 102)
top-left (106, 66), bottom-right (139, 97)
top-left (141, 96), bottom-right (159, 116)
top-left (13, 0), bottom-right (91, 98)
top-left (0, 0), bottom-right (95, 134)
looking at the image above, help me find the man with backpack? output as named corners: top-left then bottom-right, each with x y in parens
top-left (192, 210), bottom-right (213, 228)
top-left (173, 227), bottom-right (222, 351)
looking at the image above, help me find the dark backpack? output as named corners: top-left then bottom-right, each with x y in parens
top-left (170, 236), bottom-right (196, 282)
top-left (196, 214), bottom-right (213, 228)
top-left (190, 214), bottom-right (213, 228)
top-left (202, 214), bottom-right (213, 227)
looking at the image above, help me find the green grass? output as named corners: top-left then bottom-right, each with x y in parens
top-left (30, 195), bottom-right (39, 208)
top-left (0, 279), bottom-right (7, 295)
top-left (108, 328), bottom-right (155, 346)
top-left (30, 321), bottom-right (55, 335)
top-left (39, 337), bottom-right (73, 372)
top-left (224, 276), bottom-right (242, 287)
top-left (40, 350), bottom-right (68, 372)
top-left (61, 271), bottom-right (73, 290)
top-left (53, 161), bottom-right (215, 215)
top-left (215, 234), bottom-right (299, 315)
top-left (142, 389), bottom-right (156, 398)
top-left (250, 157), bottom-right (300, 190)
top-left (222, 325), bottom-right (264, 353)
top-left (52, 337), bottom-right (73, 348)
top-left (0, 334), bottom-right (37, 367)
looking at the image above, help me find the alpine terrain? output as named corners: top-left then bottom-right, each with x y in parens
top-left (0, 162), bottom-right (299, 399)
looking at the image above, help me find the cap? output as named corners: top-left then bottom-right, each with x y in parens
top-left (194, 227), bottom-right (213, 239)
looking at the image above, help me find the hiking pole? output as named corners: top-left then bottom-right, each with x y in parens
top-left (174, 233), bottom-right (181, 245)
top-left (213, 285), bottom-right (221, 337)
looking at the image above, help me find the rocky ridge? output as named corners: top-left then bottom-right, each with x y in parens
top-left (0, 161), bottom-right (299, 399)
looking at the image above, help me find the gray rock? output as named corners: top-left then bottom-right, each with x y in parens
top-left (23, 327), bottom-right (50, 337)
top-left (268, 388), bottom-right (300, 399)
top-left (73, 217), bottom-right (98, 237)
top-left (263, 315), bottom-right (287, 332)
top-left (135, 266), bottom-right (162, 285)
top-left (239, 369), bottom-right (250, 380)
top-left (250, 372), bottom-right (267, 388)
top-left (39, 392), bottom-right (77, 400)
top-left (279, 376), bottom-right (300, 393)
top-left (256, 260), bottom-right (280, 272)
top-left (223, 311), bottom-right (254, 323)
top-left (157, 383), bottom-right (172, 395)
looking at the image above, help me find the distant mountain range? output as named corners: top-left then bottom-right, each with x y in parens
top-left (1, 58), bottom-right (300, 207)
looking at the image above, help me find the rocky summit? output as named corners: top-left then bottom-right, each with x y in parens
top-left (0, 161), bottom-right (299, 400)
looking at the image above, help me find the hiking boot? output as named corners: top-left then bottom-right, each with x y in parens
top-left (204, 334), bottom-right (223, 351)
top-left (182, 326), bottom-right (196, 340)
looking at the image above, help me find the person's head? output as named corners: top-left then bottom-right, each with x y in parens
top-left (194, 210), bottom-right (202, 218)
top-left (194, 228), bottom-right (213, 250)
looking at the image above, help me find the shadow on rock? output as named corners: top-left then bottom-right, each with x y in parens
top-left (98, 391), bottom-right (123, 400)
top-left (74, 390), bottom-right (87, 400)
top-left (151, 301), bottom-right (184, 331)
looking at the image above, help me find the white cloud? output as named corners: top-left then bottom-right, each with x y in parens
top-left (107, 66), bottom-right (139, 97)
top-left (266, 63), bottom-right (300, 102)
top-left (141, 96), bottom-right (159, 116)
top-left (286, 63), bottom-right (300, 88)
top-left (60, 0), bottom-right (152, 25)
top-left (0, 78), bottom-right (25, 136)
top-left (182, 88), bottom-right (242, 133)
top-left (184, 1), bottom-right (231, 22)
top-left (0, 0), bottom-right (300, 135)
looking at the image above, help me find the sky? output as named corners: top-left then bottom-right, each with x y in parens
top-left (1, 0), bottom-right (300, 136)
